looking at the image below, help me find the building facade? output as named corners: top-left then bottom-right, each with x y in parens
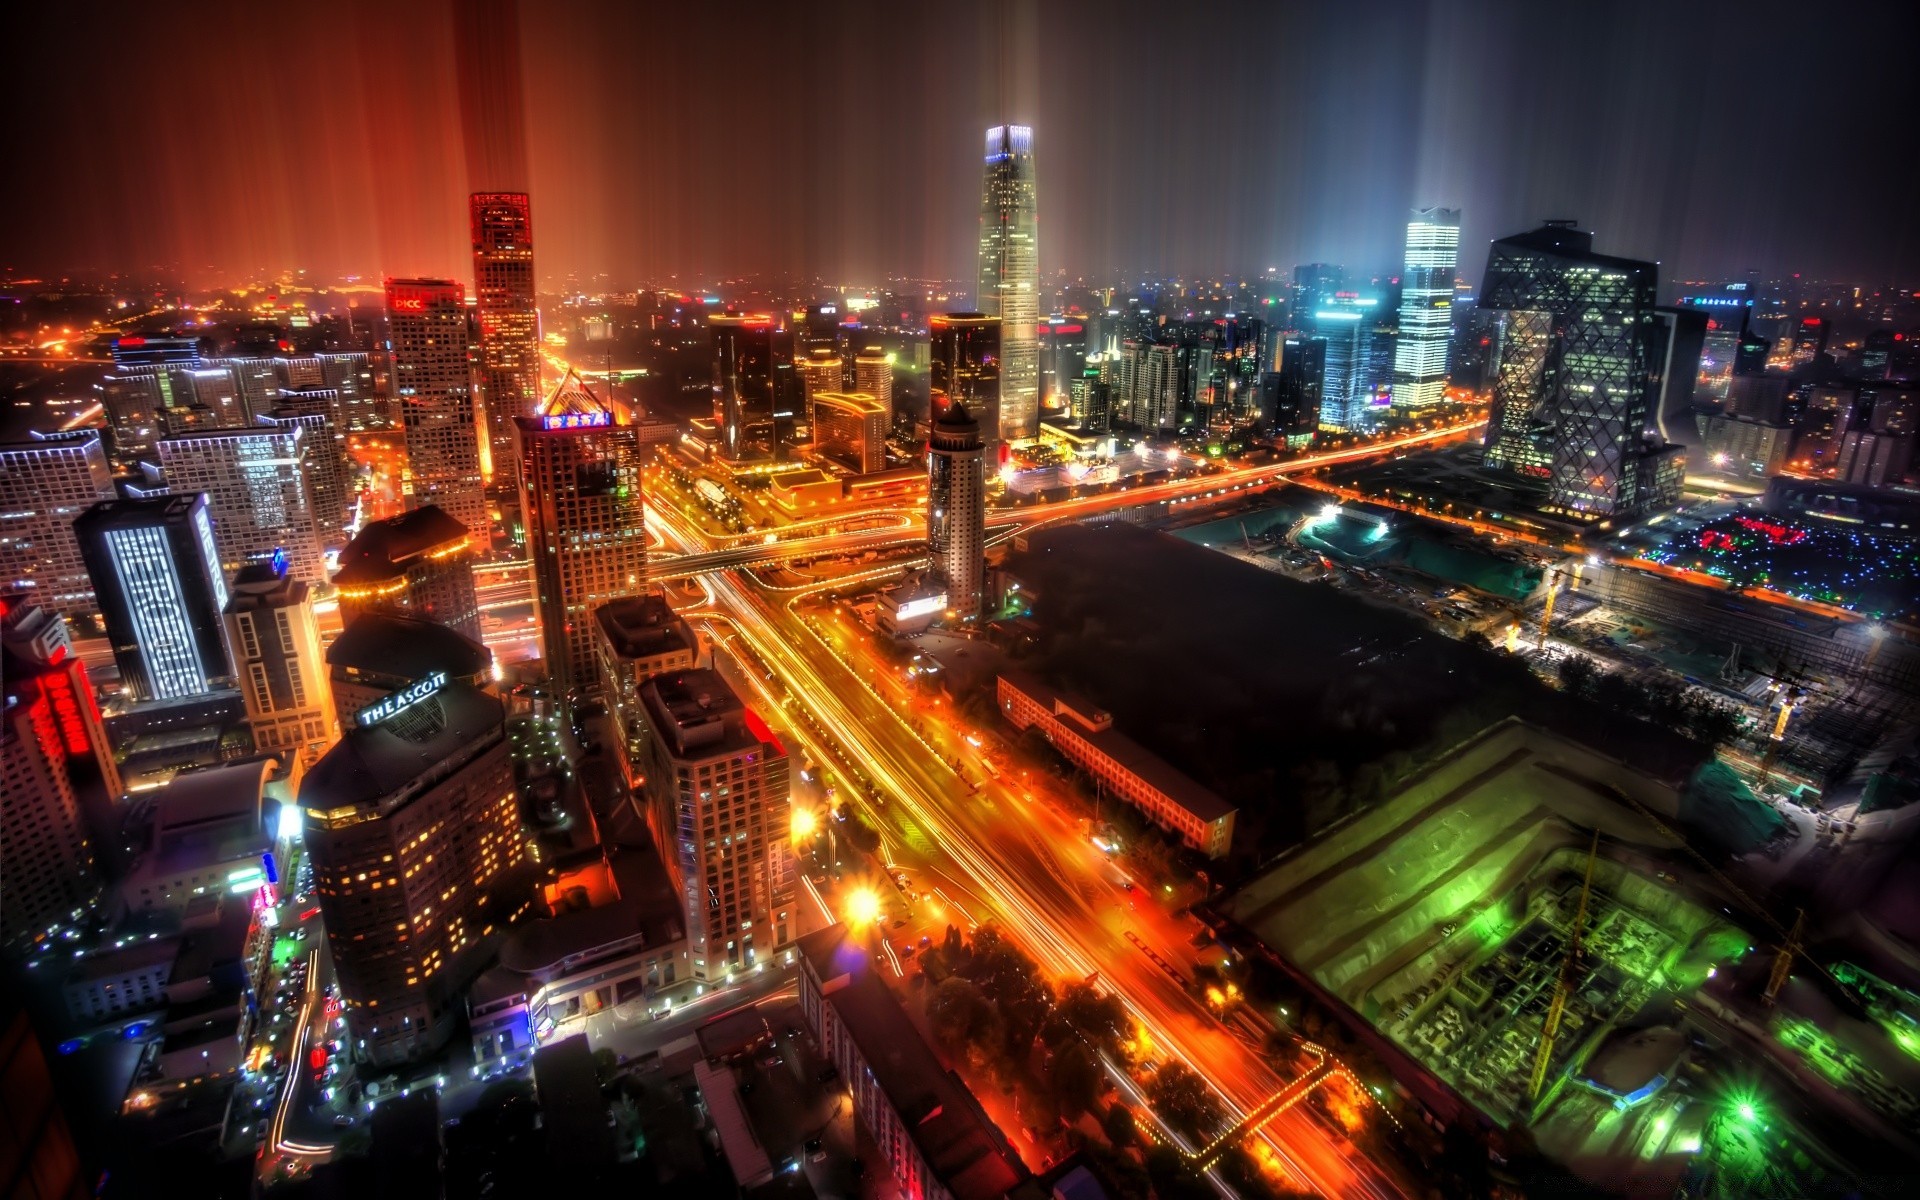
top-left (388, 278), bottom-right (489, 540)
top-left (76, 496), bottom-right (234, 702)
top-left (929, 313), bottom-right (1001, 448)
top-left (0, 429), bottom-right (118, 615)
top-left (637, 670), bottom-right (794, 984)
top-left (977, 125), bottom-right (1039, 443)
top-left (852, 348), bottom-right (893, 420)
top-left (997, 673), bottom-right (1236, 859)
top-left (595, 593), bottom-right (701, 790)
top-left (709, 314), bottom-right (781, 464)
top-left (470, 192), bottom-right (540, 486)
top-left (928, 404), bottom-right (986, 621)
top-left (154, 424), bottom-right (328, 588)
top-left (1, 601), bottom-right (112, 948)
top-left (301, 678), bottom-right (525, 1066)
top-left (1313, 296), bottom-right (1387, 433)
top-left (1478, 222), bottom-right (1677, 519)
top-left (331, 505), bottom-right (481, 640)
top-left (223, 563), bottom-right (338, 768)
top-left (1392, 207), bottom-right (1461, 409)
top-left (516, 373), bottom-right (649, 701)
top-left (810, 391), bottom-right (889, 475)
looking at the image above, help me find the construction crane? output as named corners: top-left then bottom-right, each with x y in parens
top-left (1528, 832), bottom-right (1599, 1106)
top-left (1536, 567), bottom-right (1565, 650)
top-left (1764, 910), bottom-right (1805, 1006)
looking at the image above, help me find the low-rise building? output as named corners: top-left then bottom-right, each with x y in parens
top-left (118, 760), bottom-right (275, 920)
top-left (996, 672), bottom-right (1236, 859)
top-left (798, 928), bottom-right (1028, 1200)
top-left (769, 467), bottom-right (844, 513)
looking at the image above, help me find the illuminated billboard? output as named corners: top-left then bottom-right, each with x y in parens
top-left (895, 594), bottom-right (948, 621)
top-left (354, 671), bottom-right (448, 728)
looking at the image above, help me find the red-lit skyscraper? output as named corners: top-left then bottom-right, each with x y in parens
top-left (470, 192), bottom-right (539, 488)
top-left (387, 278), bottom-right (489, 541)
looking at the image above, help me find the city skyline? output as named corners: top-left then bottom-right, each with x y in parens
top-left (5, 2), bottom-right (1918, 289)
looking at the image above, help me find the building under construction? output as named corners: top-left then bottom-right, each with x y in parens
top-left (1219, 718), bottom-right (1920, 1194)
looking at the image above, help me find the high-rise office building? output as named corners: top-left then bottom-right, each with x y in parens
top-left (1290, 263), bottom-right (1344, 321)
top-left (98, 337), bottom-right (202, 468)
top-left (387, 278), bottom-right (489, 540)
top-left (637, 668), bottom-right (793, 982)
top-left (0, 429), bottom-right (118, 614)
top-left (595, 592), bottom-right (701, 791)
top-left (1479, 221), bottom-right (1679, 518)
top-left (1, 598), bottom-right (113, 948)
top-left (516, 372), bottom-right (649, 700)
top-left (1267, 336), bottom-right (1327, 445)
top-left (927, 403), bottom-right (986, 621)
top-left (853, 347), bottom-right (894, 421)
top-left (301, 675), bottom-right (524, 1065)
top-left (332, 505), bottom-right (481, 640)
top-left (75, 495), bottom-right (233, 702)
top-left (1392, 208), bottom-right (1461, 409)
top-left (316, 350), bottom-right (394, 431)
top-left (977, 125), bottom-right (1039, 442)
top-left (260, 406), bottom-right (352, 543)
top-left (797, 350), bottom-right (845, 410)
top-left (154, 424), bottom-right (328, 587)
top-left (710, 313), bottom-right (779, 464)
top-left (1313, 296), bottom-right (1385, 432)
top-left (470, 193), bottom-right (540, 485)
top-left (930, 314), bottom-right (1001, 446)
top-left (811, 392), bottom-right (889, 475)
top-left (224, 562), bottom-right (338, 769)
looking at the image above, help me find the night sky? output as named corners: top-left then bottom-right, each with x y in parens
top-left (5, 0), bottom-right (1915, 289)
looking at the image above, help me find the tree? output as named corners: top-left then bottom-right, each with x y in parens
top-left (843, 813), bottom-right (882, 855)
top-left (1144, 1062), bottom-right (1221, 1143)
top-left (1048, 1039), bottom-right (1103, 1119)
top-left (1102, 1102), bottom-right (1137, 1148)
top-left (926, 976), bottom-right (1001, 1067)
top-left (1556, 653), bottom-right (1598, 696)
top-left (1143, 1146), bottom-right (1216, 1200)
top-left (1045, 982), bottom-right (1131, 1061)
top-left (592, 1046), bottom-right (620, 1088)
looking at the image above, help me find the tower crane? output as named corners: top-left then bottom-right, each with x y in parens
top-left (1528, 831), bottom-right (1599, 1106)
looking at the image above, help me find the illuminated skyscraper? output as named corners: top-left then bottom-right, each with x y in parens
top-left (470, 193), bottom-right (540, 484)
top-left (224, 562), bottom-right (338, 769)
top-left (637, 668), bottom-right (793, 982)
top-left (154, 423), bottom-right (328, 587)
top-left (387, 278), bottom-right (489, 540)
top-left (301, 675), bottom-right (524, 1066)
top-left (811, 392), bottom-right (889, 475)
top-left (1313, 296), bottom-right (1386, 432)
top-left (1478, 222), bottom-right (1680, 518)
top-left (853, 347), bottom-right (893, 420)
top-left (75, 495), bottom-right (233, 702)
top-left (0, 429), bottom-right (118, 614)
top-left (797, 349), bottom-right (844, 410)
top-left (929, 313), bottom-right (1001, 443)
top-left (516, 371), bottom-right (648, 700)
top-left (1392, 207), bottom-right (1460, 409)
top-left (927, 403), bottom-right (985, 621)
top-left (1, 598), bottom-right (113, 948)
top-left (977, 125), bottom-right (1039, 442)
top-left (332, 506), bottom-right (481, 640)
top-left (710, 313), bottom-right (779, 463)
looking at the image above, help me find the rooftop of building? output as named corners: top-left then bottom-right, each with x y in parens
top-left (498, 845), bottom-right (685, 977)
top-left (76, 493), bottom-right (203, 528)
top-left (770, 467), bottom-right (836, 487)
top-left (1491, 221), bottom-right (1655, 276)
top-left (799, 928), bottom-right (1027, 1200)
top-left (299, 681), bottom-right (504, 813)
top-left (999, 671), bottom-right (1235, 824)
top-left (65, 937), bottom-right (179, 985)
top-left (594, 593), bottom-right (697, 661)
top-left (640, 669), bottom-right (773, 759)
top-left (153, 760), bottom-right (271, 835)
top-left (168, 896), bottom-right (256, 984)
top-left (225, 563), bottom-right (307, 611)
top-left (811, 390), bottom-right (887, 415)
top-left (532, 1035), bottom-right (616, 1171)
top-left (331, 506), bottom-right (470, 586)
top-left (326, 611), bottom-right (491, 682)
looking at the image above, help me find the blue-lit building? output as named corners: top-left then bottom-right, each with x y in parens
top-left (1313, 296), bottom-right (1388, 432)
top-left (75, 495), bottom-right (234, 703)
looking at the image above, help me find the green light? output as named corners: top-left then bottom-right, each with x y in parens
top-left (1737, 1102), bottom-right (1756, 1122)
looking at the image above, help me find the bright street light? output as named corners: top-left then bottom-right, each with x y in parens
top-left (844, 888), bottom-right (882, 928)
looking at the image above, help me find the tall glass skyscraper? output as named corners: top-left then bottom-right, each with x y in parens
top-left (75, 495), bottom-right (233, 702)
top-left (929, 313), bottom-right (1002, 442)
top-left (1479, 221), bottom-right (1677, 518)
top-left (1392, 207), bottom-right (1461, 409)
top-left (1312, 296), bottom-right (1385, 432)
top-left (928, 404), bottom-right (986, 621)
top-left (470, 192), bottom-right (539, 485)
top-left (977, 125), bottom-right (1038, 443)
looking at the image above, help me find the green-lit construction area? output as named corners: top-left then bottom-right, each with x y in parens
top-left (1222, 718), bottom-right (1920, 1194)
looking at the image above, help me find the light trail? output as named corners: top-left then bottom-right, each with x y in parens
top-left (267, 950), bottom-right (329, 1162)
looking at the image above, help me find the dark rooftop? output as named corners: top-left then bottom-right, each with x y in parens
top-left (594, 592), bottom-right (697, 660)
top-left (299, 681), bottom-right (504, 812)
top-left (499, 845), bottom-right (685, 977)
top-left (532, 1034), bottom-right (616, 1177)
top-left (331, 505), bottom-right (470, 586)
top-left (640, 669), bottom-right (765, 759)
top-left (326, 610), bottom-right (491, 682)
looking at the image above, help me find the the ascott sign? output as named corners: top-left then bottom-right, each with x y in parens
top-left (355, 671), bottom-right (448, 728)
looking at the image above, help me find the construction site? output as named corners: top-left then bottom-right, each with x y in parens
top-left (1218, 718), bottom-right (1920, 1196)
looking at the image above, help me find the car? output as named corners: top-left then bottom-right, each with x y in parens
top-left (333, 1114), bottom-right (354, 1127)
top-left (299, 906), bottom-right (322, 921)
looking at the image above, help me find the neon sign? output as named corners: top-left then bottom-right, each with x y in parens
top-left (540, 410), bottom-right (610, 431)
top-left (355, 671), bottom-right (448, 727)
